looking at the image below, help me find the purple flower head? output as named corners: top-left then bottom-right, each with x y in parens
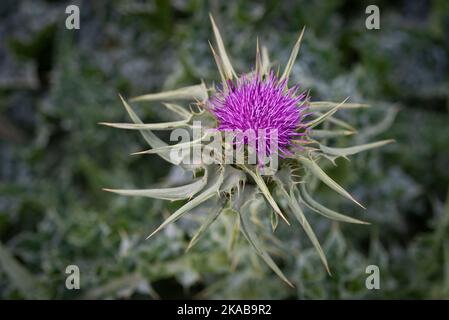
top-left (209, 72), bottom-right (309, 158)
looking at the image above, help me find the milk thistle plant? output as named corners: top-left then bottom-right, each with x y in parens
top-left (101, 15), bottom-right (393, 286)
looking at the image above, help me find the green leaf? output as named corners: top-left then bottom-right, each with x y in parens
top-left (239, 208), bottom-right (294, 287)
top-left (0, 241), bottom-right (49, 299)
top-left (146, 165), bottom-right (225, 239)
top-left (241, 165), bottom-right (290, 225)
top-left (103, 173), bottom-right (207, 201)
top-left (319, 139), bottom-right (395, 159)
top-left (280, 27), bottom-right (305, 83)
top-left (298, 183), bottom-right (369, 224)
top-left (298, 157), bottom-right (365, 208)
top-left (306, 97), bottom-right (349, 129)
top-left (209, 14), bottom-right (237, 79)
top-left (83, 273), bottom-right (156, 299)
top-left (309, 101), bottom-right (369, 111)
top-left (130, 83), bottom-right (208, 102)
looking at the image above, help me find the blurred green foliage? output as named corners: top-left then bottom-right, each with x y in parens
top-left (0, 0), bottom-right (448, 299)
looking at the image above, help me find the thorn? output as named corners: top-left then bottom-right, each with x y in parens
top-left (325, 266), bottom-right (332, 277)
top-left (145, 229), bottom-right (158, 240)
top-left (131, 149), bottom-right (151, 155)
top-left (278, 211), bottom-right (291, 226)
top-left (185, 241), bottom-right (194, 253)
top-left (353, 198), bottom-right (366, 210)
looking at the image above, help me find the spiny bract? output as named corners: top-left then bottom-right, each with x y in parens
top-left (101, 15), bottom-right (393, 287)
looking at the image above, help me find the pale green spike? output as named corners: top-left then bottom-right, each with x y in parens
top-left (239, 209), bottom-right (294, 288)
top-left (261, 45), bottom-right (270, 76)
top-left (357, 106), bottom-right (400, 141)
top-left (298, 183), bottom-right (369, 225)
top-left (209, 14), bottom-right (237, 79)
top-left (255, 37), bottom-right (262, 77)
top-left (226, 210), bottom-right (241, 253)
top-left (162, 103), bottom-right (192, 119)
top-left (146, 166), bottom-right (225, 239)
top-left (230, 184), bottom-right (257, 213)
top-left (130, 83), bottom-right (208, 102)
top-left (309, 101), bottom-right (369, 111)
top-left (208, 41), bottom-right (227, 88)
top-left (270, 210), bottom-right (279, 231)
top-left (99, 117), bottom-right (191, 131)
top-left (319, 139), bottom-right (395, 159)
top-left (132, 134), bottom-right (207, 155)
top-left (319, 114), bottom-right (356, 131)
top-left (310, 129), bottom-right (356, 139)
top-left (186, 202), bottom-right (223, 252)
top-left (241, 165), bottom-right (290, 225)
top-left (117, 94), bottom-right (175, 164)
top-left (306, 97), bottom-right (349, 129)
top-left (298, 157), bottom-right (365, 208)
top-left (220, 165), bottom-right (247, 194)
top-left (272, 170), bottom-right (330, 274)
top-left (103, 173), bottom-right (207, 201)
top-left (279, 26), bottom-right (305, 83)
top-left (287, 188), bottom-right (330, 274)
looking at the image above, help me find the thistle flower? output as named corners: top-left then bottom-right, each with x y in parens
top-left (209, 72), bottom-right (309, 158)
top-left (101, 15), bottom-right (393, 287)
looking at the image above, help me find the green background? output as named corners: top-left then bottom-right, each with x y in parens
top-left (0, 0), bottom-right (448, 299)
